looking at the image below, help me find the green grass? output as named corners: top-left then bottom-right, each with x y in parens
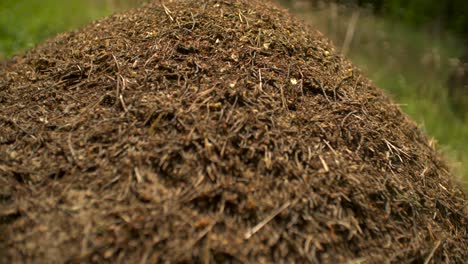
top-left (0, 0), bottom-right (143, 58)
top-left (1, 0), bottom-right (466, 187)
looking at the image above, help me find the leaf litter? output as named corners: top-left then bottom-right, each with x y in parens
top-left (0, 0), bottom-right (466, 263)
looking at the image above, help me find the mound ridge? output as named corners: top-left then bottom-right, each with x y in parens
top-left (0, 0), bottom-right (466, 262)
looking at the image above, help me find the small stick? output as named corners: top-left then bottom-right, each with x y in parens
top-left (244, 201), bottom-right (291, 239)
top-left (238, 10), bottom-right (243, 23)
top-left (341, 110), bottom-right (357, 128)
top-left (119, 94), bottom-right (129, 112)
top-left (68, 133), bottom-right (81, 168)
top-left (116, 75), bottom-right (129, 112)
top-left (258, 69), bottom-right (263, 91)
top-left (162, 4), bottom-right (174, 22)
top-left (324, 140), bottom-right (338, 156)
top-left (280, 85), bottom-right (287, 109)
top-left (424, 240), bottom-right (441, 264)
top-left (319, 81), bottom-right (331, 103)
top-left (319, 155), bottom-right (329, 172)
top-left (134, 167), bottom-right (143, 183)
top-left (80, 222), bottom-right (92, 257)
top-left (112, 54), bottom-right (120, 72)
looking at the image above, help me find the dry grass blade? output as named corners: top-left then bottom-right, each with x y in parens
top-left (162, 3), bottom-right (174, 22)
top-left (244, 201), bottom-right (291, 239)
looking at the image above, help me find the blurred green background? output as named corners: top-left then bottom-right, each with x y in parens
top-left (0, 0), bottom-right (466, 187)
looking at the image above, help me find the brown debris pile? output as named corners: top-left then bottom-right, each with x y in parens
top-left (0, 0), bottom-right (466, 263)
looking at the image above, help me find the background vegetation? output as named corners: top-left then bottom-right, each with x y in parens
top-left (0, 0), bottom-right (146, 59)
top-left (281, 1), bottom-right (467, 188)
top-left (283, 0), bottom-right (468, 40)
top-left (0, 0), bottom-right (466, 187)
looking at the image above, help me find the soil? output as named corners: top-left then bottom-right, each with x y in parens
top-left (0, 0), bottom-right (466, 263)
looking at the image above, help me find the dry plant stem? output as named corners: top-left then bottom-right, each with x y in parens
top-left (341, 10), bottom-right (359, 56)
top-left (244, 201), bottom-right (292, 239)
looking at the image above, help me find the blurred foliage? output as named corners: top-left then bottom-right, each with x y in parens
top-left (282, 0), bottom-right (468, 39)
top-left (380, 0), bottom-right (467, 38)
top-left (0, 0), bottom-right (107, 58)
top-left (0, 0), bottom-right (146, 58)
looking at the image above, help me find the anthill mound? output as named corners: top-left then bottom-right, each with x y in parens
top-left (0, 0), bottom-right (466, 263)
